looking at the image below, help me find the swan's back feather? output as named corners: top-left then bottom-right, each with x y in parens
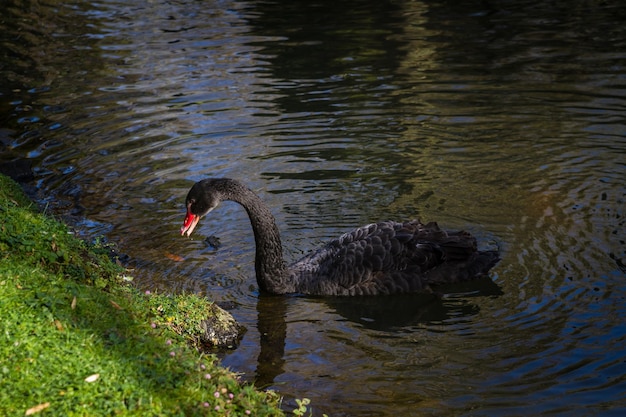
top-left (290, 220), bottom-right (498, 296)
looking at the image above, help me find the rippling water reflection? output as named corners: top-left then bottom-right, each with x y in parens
top-left (1, 0), bottom-right (625, 415)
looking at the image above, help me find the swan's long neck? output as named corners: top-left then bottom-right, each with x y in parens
top-left (222, 181), bottom-right (294, 294)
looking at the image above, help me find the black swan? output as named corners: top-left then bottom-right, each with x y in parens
top-left (180, 178), bottom-right (499, 296)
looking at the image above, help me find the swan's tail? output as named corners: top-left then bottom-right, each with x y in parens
top-left (473, 250), bottom-right (500, 278)
top-left (424, 249), bottom-right (500, 286)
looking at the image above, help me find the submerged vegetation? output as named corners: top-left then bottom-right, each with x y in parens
top-left (0, 174), bottom-right (285, 416)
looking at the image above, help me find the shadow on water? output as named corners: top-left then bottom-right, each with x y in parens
top-left (255, 295), bottom-right (287, 389)
top-left (254, 277), bottom-right (503, 389)
top-left (324, 277), bottom-right (504, 331)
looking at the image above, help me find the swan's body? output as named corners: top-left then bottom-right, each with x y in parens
top-left (181, 178), bottom-right (499, 296)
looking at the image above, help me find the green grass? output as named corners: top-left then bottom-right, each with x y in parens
top-left (0, 174), bottom-right (285, 416)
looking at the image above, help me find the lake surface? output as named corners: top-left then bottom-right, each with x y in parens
top-left (1, 0), bottom-right (625, 415)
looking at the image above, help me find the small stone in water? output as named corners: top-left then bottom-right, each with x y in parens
top-left (204, 235), bottom-right (221, 249)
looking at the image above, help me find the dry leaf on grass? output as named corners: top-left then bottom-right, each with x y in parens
top-left (25, 402), bottom-right (50, 415)
top-left (53, 319), bottom-right (64, 331)
top-left (85, 373), bottom-right (100, 383)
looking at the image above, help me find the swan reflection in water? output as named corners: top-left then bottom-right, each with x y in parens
top-left (254, 277), bottom-right (503, 388)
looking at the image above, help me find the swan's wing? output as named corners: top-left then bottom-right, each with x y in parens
top-left (292, 220), bottom-right (480, 295)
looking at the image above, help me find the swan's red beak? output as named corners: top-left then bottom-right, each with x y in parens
top-left (181, 210), bottom-right (200, 237)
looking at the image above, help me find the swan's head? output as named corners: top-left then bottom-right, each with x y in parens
top-left (180, 180), bottom-right (221, 237)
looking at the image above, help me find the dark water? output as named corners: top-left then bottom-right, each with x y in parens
top-left (1, 0), bottom-right (625, 415)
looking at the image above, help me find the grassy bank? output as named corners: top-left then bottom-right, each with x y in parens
top-left (0, 174), bottom-right (286, 416)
